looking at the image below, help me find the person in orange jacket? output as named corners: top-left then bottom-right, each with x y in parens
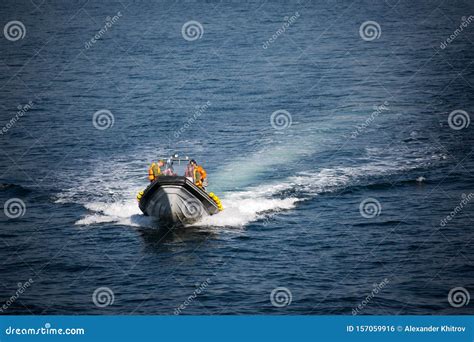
top-left (148, 160), bottom-right (164, 182)
top-left (190, 159), bottom-right (207, 188)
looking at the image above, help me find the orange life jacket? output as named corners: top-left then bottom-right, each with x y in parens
top-left (148, 163), bottom-right (161, 182)
top-left (193, 165), bottom-right (207, 187)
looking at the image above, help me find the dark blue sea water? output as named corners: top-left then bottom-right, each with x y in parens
top-left (1, 0), bottom-right (473, 315)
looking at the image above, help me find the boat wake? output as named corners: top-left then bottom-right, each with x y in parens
top-left (56, 147), bottom-right (442, 228)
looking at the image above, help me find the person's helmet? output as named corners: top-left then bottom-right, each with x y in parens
top-left (190, 159), bottom-right (197, 165)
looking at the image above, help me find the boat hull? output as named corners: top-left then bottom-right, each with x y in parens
top-left (139, 176), bottom-right (218, 225)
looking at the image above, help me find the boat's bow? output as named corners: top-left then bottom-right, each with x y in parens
top-left (138, 176), bottom-right (219, 224)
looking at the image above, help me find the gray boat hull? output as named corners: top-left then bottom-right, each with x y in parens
top-left (139, 176), bottom-right (219, 225)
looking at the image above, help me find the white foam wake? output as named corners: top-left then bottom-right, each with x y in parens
top-left (196, 194), bottom-right (299, 227)
top-left (60, 142), bottom-right (441, 228)
top-left (75, 201), bottom-right (145, 226)
top-left (71, 159), bottom-right (425, 228)
top-left (73, 187), bottom-right (300, 228)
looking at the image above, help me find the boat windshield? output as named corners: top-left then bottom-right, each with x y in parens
top-left (163, 158), bottom-right (189, 176)
top-left (162, 162), bottom-right (176, 176)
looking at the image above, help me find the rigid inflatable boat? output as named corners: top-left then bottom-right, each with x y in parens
top-left (138, 175), bottom-right (220, 225)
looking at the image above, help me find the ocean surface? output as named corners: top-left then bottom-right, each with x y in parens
top-left (0, 0), bottom-right (473, 315)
